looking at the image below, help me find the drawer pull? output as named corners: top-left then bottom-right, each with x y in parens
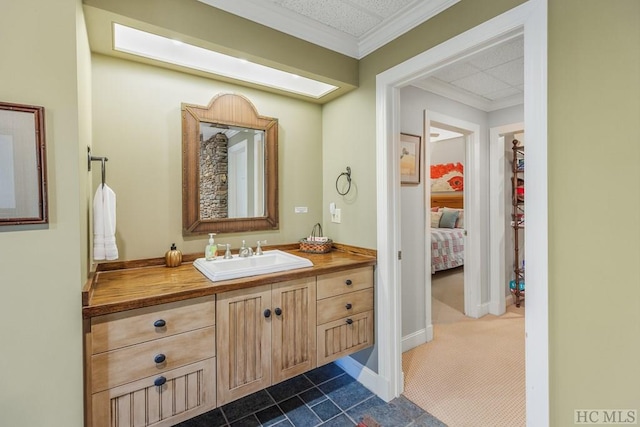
top-left (264, 309), bottom-right (272, 318)
top-left (345, 279), bottom-right (353, 286)
top-left (345, 303), bottom-right (352, 310)
top-left (274, 307), bottom-right (282, 316)
top-left (154, 376), bottom-right (167, 387)
top-left (346, 318), bottom-right (354, 325)
top-left (154, 353), bottom-right (166, 364)
top-left (153, 319), bottom-right (166, 328)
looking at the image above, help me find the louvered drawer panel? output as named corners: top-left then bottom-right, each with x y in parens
top-left (91, 357), bottom-right (216, 427)
top-left (317, 310), bottom-right (374, 365)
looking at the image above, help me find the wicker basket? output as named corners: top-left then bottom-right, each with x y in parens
top-left (299, 223), bottom-right (333, 254)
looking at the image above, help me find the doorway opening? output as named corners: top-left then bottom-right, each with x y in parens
top-left (374, 2), bottom-right (549, 426)
top-left (428, 121), bottom-right (468, 326)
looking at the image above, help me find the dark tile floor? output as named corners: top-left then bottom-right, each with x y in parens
top-left (175, 363), bottom-right (446, 427)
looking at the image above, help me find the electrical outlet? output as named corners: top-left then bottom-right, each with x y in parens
top-left (331, 208), bottom-right (341, 223)
top-left (294, 206), bottom-right (308, 214)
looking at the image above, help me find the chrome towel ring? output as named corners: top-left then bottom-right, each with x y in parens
top-left (336, 166), bottom-right (352, 196)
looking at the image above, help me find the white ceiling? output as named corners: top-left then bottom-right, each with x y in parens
top-left (198, 0), bottom-right (523, 111)
top-left (197, 0), bottom-right (461, 58)
top-left (413, 36), bottom-right (524, 111)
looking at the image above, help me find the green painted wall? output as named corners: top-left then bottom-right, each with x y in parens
top-left (2, 1), bottom-right (639, 425)
top-left (0, 0), bottom-right (87, 425)
top-left (548, 1), bottom-right (640, 425)
top-left (91, 55), bottom-right (323, 260)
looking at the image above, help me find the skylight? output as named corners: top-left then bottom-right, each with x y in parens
top-left (113, 23), bottom-right (338, 99)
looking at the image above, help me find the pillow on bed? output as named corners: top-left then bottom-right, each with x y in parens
top-left (439, 209), bottom-right (459, 228)
top-left (431, 206), bottom-right (440, 212)
top-left (442, 207), bottom-right (464, 228)
top-left (430, 211), bottom-right (443, 228)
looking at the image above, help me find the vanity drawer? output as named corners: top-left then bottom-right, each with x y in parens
top-left (317, 288), bottom-right (374, 325)
top-left (91, 296), bottom-right (215, 354)
top-left (92, 357), bottom-right (216, 427)
top-left (317, 310), bottom-right (374, 365)
top-left (317, 267), bottom-right (373, 300)
top-left (91, 326), bottom-right (215, 393)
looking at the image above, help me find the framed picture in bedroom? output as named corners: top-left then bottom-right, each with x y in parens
top-left (400, 132), bottom-right (421, 185)
top-left (0, 101), bottom-right (48, 226)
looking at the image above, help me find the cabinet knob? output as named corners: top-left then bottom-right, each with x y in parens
top-left (345, 303), bottom-right (352, 310)
top-left (345, 279), bottom-right (353, 286)
top-left (274, 307), bottom-right (282, 316)
top-left (346, 318), bottom-right (353, 325)
top-left (153, 319), bottom-right (166, 328)
top-left (154, 376), bottom-right (167, 387)
top-left (154, 354), bottom-right (166, 364)
top-left (264, 309), bottom-right (272, 318)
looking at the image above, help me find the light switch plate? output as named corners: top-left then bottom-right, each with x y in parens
top-left (331, 208), bottom-right (341, 223)
top-left (294, 206), bottom-right (308, 214)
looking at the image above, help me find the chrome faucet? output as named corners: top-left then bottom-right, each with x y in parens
top-left (238, 240), bottom-right (253, 257)
top-left (255, 240), bottom-right (266, 255)
top-left (220, 243), bottom-right (232, 259)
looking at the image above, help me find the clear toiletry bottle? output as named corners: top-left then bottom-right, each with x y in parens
top-left (205, 233), bottom-right (217, 261)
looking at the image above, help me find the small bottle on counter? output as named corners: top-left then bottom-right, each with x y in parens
top-left (205, 233), bottom-right (217, 261)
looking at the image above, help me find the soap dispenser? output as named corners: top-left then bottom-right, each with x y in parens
top-left (205, 233), bottom-right (217, 261)
top-left (165, 243), bottom-right (182, 268)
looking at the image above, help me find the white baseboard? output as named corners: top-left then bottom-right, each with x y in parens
top-left (506, 293), bottom-right (515, 306)
top-left (334, 356), bottom-right (392, 402)
top-left (401, 328), bottom-right (429, 352)
top-left (477, 302), bottom-right (490, 317)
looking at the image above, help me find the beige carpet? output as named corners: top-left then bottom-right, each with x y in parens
top-left (403, 305), bottom-right (525, 427)
top-left (431, 267), bottom-right (465, 315)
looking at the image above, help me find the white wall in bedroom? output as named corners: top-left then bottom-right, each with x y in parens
top-left (399, 85), bottom-right (523, 347)
top-left (431, 136), bottom-right (465, 166)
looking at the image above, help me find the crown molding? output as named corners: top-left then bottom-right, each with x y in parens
top-left (198, 0), bottom-right (461, 59)
top-left (358, 0), bottom-right (461, 58)
top-left (197, 0), bottom-right (360, 58)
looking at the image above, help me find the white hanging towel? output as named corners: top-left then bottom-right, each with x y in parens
top-left (93, 184), bottom-right (119, 260)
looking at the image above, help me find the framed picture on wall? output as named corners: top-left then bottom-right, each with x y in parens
top-left (400, 132), bottom-right (421, 185)
top-left (0, 101), bottom-right (48, 226)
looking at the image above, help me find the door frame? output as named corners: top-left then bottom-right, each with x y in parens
top-left (374, 1), bottom-right (549, 426)
top-left (489, 122), bottom-right (525, 315)
top-left (424, 111), bottom-right (482, 322)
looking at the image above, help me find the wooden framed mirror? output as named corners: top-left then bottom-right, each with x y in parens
top-left (182, 93), bottom-right (278, 235)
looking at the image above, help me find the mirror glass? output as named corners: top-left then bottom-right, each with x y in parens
top-left (182, 93), bottom-right (278, 235)
top-left (199, 124), bottom-right (265, 219)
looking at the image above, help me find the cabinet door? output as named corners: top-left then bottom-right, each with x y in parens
top-left (271, 278), bottom-right (317, 384)
top-left (92, 358), bottom-right (216, 427)
top-left (216, 284), bottom-right (272, 405)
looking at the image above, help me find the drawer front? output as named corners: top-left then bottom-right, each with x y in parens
top-left (92, 357), bottom-right (216, 427)
top-left (317, 288), bottom-right (374, 325)
top-left (91, 296), bottom-right (215, 354)
top-left (317, 310), bottom-right (374, 366)
top-left (317, 267), bottom-right (373, 300)
top-left (92, 326), bottom-right (215, 393)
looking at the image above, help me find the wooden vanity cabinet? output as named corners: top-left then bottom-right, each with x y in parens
top-left (86, 296), bottom-right (217, 427)
top-left (83, 255), bottom-right (376, 425)
top-left (216, 278), bottom-right (316, 405)
top-left (316, 267), bottom-right (375, 365)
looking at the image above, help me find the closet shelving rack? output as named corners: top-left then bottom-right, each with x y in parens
top-left (511, 139), bottom-right (525, 307)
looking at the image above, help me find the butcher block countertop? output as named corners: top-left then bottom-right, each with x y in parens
top-left (82, 244), bottom-right (376, 318)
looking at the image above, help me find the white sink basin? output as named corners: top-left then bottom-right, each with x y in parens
top-left (194, 250), bottom-right (313, 282)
